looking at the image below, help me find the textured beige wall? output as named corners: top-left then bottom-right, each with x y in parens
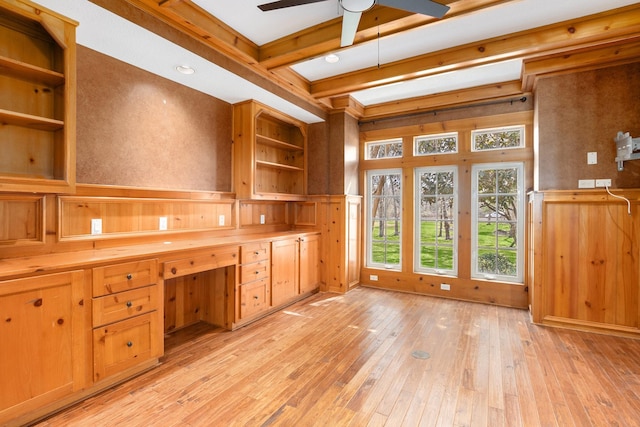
top-left (76, 46), bottom-right (232, 192)
top-left (536, 62), bottom-right (640, 190)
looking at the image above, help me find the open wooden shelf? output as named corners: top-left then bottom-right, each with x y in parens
top-left (256, 134), bottom-right (304, 152)
top-left (0, 55), bottom-right (65, 86)
top-left (234, 100), bottom-right (307, 200)
top-left (0, 108), bottom-right (64, 131)
top-left (256, 160), bottom-right (304, 172)
top-left (0, 2), bottom-right (76, 193)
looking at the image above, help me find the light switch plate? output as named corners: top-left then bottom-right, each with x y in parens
top-left (91, 218), bottom-right (102, 235)
top-left (587, 152), bottom-right (597, 165)
top-left (218, 215), bottom-right (225, 226)
top-left (159, 216), bottom-right (168, 230)
top-left (260, 214), bottom-right (265, 224)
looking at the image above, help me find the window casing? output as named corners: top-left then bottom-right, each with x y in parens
top-left (471, 162), bottom-right (524, 282)
top-left (472, 125), bottom-right (524, 151)
top-left (366, 169), bottom-right (402, 270)
top-left (414, 166), bottom-right (458, 275)
top-left (414, 132), bottom-right (458, 155)
top-left (365, 139), bottom-right (403, 160)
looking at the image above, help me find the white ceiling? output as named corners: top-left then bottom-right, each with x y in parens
top-left (33, 0), bottom-right (638, 124)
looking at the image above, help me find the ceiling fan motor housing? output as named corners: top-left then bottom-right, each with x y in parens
top-left (340, 0), bottom-right (376, 13)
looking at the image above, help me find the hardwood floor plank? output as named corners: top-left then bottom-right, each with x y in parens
top-left (33, 287), bottom-right (640, 427)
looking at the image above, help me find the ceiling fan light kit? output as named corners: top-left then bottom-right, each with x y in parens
top-left (257, 0), bottom-right (450, 47)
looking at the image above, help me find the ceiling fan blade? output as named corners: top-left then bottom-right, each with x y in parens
top-left (258, 0), bottom-right (328, 12)
top-left (378, 0), bottom-right (450, 18)
top-left (341, 10), bottom-right (362, 47)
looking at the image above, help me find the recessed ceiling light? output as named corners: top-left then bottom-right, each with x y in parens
top-left (176, 65), bottom-right (195, 75)
top-left (325, 54), bottom-right (340, 64)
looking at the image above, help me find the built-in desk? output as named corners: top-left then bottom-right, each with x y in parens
top-left (0, 231), bottom-right (320, 427)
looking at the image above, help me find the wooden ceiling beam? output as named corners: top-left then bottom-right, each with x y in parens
top-left (310, 4), bottom-right (640, 98)
top-left (521, 36), bottom-right (640, 91)
top-left (362, 80), bottom-right (526, 120)
top-left (124, 0), bottom-right (260, 63)
top-left (259, 0), bottom-right (510, 70)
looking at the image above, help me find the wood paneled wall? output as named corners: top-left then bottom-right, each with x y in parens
top-left (59, 196), bottom-right (235, 240)
top-left (530, 190), bottom-right (640, 337)
top-left (310, 195), bottom-right (362, 293)
top-left (0, 195), bottom-right (43, 243)
top-left (0, 185), bottom-right (302, 260)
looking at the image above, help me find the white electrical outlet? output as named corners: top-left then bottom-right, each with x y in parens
top-left (578, 179), bottom-right (595, 189)
top-left (158, 216), bottom-right (168, 230)
top-left (91, 218), bottom-right (102, 235)
top-left (370, 274), bottom-right (378, 281)
top-left (440, 283), bottom-right (451, 291)
top-left (260, 214), bottom-right (265, 224)
top-left (595, 179), bottom-right (611, 187)
top-left (587, 152), bottom-right (597, 165)
top-left (218, 215), bottom-right (225, 226)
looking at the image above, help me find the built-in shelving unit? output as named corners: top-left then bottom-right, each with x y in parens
top-left (0, 1), bottom-right (77, 193)
top-left (233, 100), bottom-right (307, 200)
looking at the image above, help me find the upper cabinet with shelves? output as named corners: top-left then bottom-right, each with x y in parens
top-left (0, 0), bottom-right (77, 193)
top-left (233, 100), bottom-right (307, 200)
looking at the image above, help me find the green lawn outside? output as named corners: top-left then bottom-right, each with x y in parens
top-left (370, 221), bottom-right (517, 273)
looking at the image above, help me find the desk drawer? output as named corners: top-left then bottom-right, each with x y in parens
top-left (164, 246), bottom-right (239, 279)
top-left (92, 311), bottom-right (162, 382)
top-left (93, 285), bottom-right (159, 327)
top-left (241, 242), bottom-right (270, 264)
top-left (240, 260), bottom-right (269, 283)
top-left (93, 259), bottom-right (158, 297)
top-left (239, 278), bottom-right (269, 320)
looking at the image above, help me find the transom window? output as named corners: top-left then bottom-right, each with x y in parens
top-left (414, 132), bottom-right (458, 155)
top-left (365, 139), bottom-right (403, 160)
top-left (472, 125), bottom-right (524, 151)
top-left (415, 166), bottom-right (457, 275)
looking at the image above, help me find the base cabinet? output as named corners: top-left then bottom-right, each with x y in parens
top-left (91, 259), bottom-right (162, 383)
top-left (271, 234), bottom-right (321, 307)
top-left (299, 233), bottom-right (320, 294)
top-left (0, 270), bottom-right (88, 426)
top-left (237, 242), bottom-right (271, 324)
top-left (271, 238), bottom-right (299, 306)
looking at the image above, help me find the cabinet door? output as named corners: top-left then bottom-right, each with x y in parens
top-left (271, 238), bottom-right (299, 306)
top-left (299, 234), bottom-right (320, 294)
top-left (0, 271), bottom-right (87, 424)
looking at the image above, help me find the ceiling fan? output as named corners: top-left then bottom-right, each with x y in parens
top-left (257, 0), bottom-right (450, 47)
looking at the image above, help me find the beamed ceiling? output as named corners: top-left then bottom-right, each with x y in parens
top-left (55, 1), bottom-right (640, 122)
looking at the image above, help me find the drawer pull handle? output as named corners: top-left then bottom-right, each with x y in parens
top-left (254, 251), bottom-right (260, 255)
top-left (127, 341), bottom-right (133, 347)
top-left (126, 301), bottom-right (133, 308)
top-left (126, 274), bottom-right (133, 280)
top-left (253, 295), bottom-right (259, 300)
top-left (255, 271), bottom-right (260, 275)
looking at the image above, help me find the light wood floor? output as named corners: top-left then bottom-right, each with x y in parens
top-left (36, 287), bottom-right (640, 426)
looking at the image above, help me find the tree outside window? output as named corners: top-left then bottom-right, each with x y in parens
top-left (415, 167), bottom-right (457, 274)
top-left (367, 169), bottom-right (402, 269)
top-left (472, 163), bottom-right (523, 281)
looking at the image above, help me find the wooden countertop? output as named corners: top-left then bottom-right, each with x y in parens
top-left (0, 231), bottom-right (318, 280)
